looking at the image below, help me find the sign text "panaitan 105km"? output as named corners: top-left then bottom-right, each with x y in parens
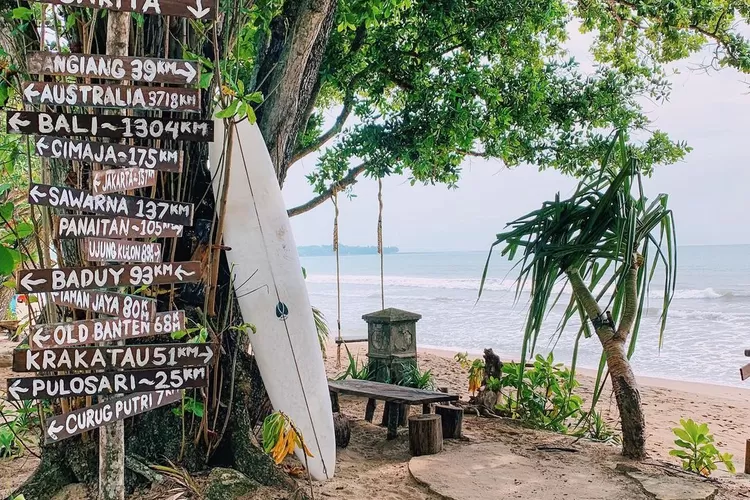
top-left (55, 215), bottom-right (183, 239)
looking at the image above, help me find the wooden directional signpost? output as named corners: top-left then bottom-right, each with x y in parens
top-left (8, 1), bottom-right (218, 496)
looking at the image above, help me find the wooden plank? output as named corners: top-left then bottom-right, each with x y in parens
top-left (7, 111), bottom-right (214, 142)
top-left (36, 0), bottom-right (215, 19)
top-left (49, 290), bottom-right (156, 321)
top-left (28, 52), bottom-right (200, 85)
top-left (55, 215), bottom-right (183, 239)
top-left (91, 167), bottom-right (157, 195)
top-left (6, 366), bottom-right (209, 401)
top-left (14, 343), bottom-right (214, 372)
top-left (23, 81), bottom-right (201, 113)
top-left (17, 262), bottom-right (201, 293)
top-left (84, 238), bottom-right (162, 263)
top-left (740, 363), bottom-right (750, 381)
top-left (44, 390), bottom-right (182, 443)
top-left (28, 183), bottom-right (193, 226)
top-left (35, 136), bottom-right (182, 172)
top-left (327, 379), bottom-right (460, 405)
top-left (29, 310), bottom-right (185, 349)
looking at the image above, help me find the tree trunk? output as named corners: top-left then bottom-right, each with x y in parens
top-left (602, 337), bottom-right (646, 459)
top-left (255, 0), bottom-right (337, 186)
top-left (567, 266), bottom-right (646, 460)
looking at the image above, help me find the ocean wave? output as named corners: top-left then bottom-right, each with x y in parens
top-left (307, 274), bottom-right (750, 302)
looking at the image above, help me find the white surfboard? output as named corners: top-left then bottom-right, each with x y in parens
top-left (209, 115), bottom-right (335, 480)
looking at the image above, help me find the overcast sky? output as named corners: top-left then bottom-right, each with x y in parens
top-left (282, 28), bottom-right (750, 252)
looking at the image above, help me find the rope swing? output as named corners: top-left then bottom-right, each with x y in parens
top-left (377, 178), bottom-right (385, 310)
top-left (333, 192), bottom-right (343, 367)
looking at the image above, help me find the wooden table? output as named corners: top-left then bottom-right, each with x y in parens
top-left (328, 379), bottom-right (459, 439)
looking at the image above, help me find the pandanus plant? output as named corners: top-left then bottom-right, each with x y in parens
top-left (480, 131), bottom-right (676, 459)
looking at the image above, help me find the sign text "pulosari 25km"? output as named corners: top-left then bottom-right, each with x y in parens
top-left (29, 183), bottom-right (193, 226)
top-left (44, 390), bottom-right (181, 443)
top-left (7, 111), bottom-right (213, 142)
top-left (36, 136), bottom-right (182, 172)
top-left (7, 366), bottom-right (209, 401)
top-left (28, 52), bottom-right (200, 85)
top-left (37, 0), bottom-right (215, 20)
top-left (17, 262), bottom-right (201, 293)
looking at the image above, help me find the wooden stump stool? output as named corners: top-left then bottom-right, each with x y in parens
top-left (333, 412), bottom-right (351, 448)
top-left (408, 414), bottom-right (442, 456)
top-left (435, 404), bottom-right (463, 439)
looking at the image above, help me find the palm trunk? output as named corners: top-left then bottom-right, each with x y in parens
top-left (567, 266), bottom-right (646, 459)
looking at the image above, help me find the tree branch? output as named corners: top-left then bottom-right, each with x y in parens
top-left (616, 254), bottom-right (642, 340)
top-left (287, 163), bottom-right (370, 217)
top-left (566, 267), bottom-right (618, 344)
top-left (290, 74), bottom-right (360, 165)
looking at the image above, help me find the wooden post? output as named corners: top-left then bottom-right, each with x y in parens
top-left (100, 10), bottom-right (130, 500)
top-left (365, 398), bottom-right (376, 422)
top-left (386, 402), bottom-right (399, 440)
top-left (745, 439), bottom-right (750, 475)
top-left (435, 404), bottom-right (463, 439)
top-left (408, 414), bottom-right (442, 456)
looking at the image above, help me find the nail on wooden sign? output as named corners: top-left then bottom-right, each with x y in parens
top-left (35, 136), bottom-right (182, 172)
top-left (29, 183), bottom-right (193, 226)
top-left (84, 238), bottom-right (162, 263)
top-left (7, 366), bottom-right (209, 401)
top-left (91, 167), bottom-right (158, 195)
top-left (23, 82), bottom-right (201, 112)
top-left (44, 390), bottom-right (182, 443)
top-left (50, 290), bottom-right (156, 321)
top-left (15, 343), bottom-right (213, 373)
top-left (55, 215), bottom-right (183, 239)
top-left (7, 111), bottom-right (214, 142)
top-left (28, 52), bottom-right (200, 85)
top-left (30, 310), bottom-right (185, 349)
top-left (17, 261), bottom-right (201, 293)
top-left (36, 0), bottom-right (216, 20)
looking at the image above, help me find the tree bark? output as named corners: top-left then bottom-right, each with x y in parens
top-left (567, 266), bottom-right (646, 459)
top-left (255, 0), bottom-right (338, 186)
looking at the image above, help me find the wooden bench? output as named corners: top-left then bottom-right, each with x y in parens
top-left (334, 337), bottom-right (368, 345)
top-left (328, 379), bottom-right (459, 439)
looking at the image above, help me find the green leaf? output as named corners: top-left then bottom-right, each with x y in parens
top-left (0, 246), bottom-right (16, 276)
top-left (199, 72), bottom-right (213, 90)
top-left (12, 7), bottom-right (33, 20)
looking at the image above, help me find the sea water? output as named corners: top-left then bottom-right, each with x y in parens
top-left (301, 245), bottom-right (750, 387)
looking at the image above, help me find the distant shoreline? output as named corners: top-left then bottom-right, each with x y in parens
top-left (298, 245), bottom-right (399, 256)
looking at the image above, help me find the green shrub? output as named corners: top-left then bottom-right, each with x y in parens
top-left (669, 419), bottom-right (735, 476)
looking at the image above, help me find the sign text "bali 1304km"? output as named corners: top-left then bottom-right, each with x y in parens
top-left (28, 52), bottom-right (200, 85)
top-left (37, 0), bottom-right (215, 20)
top-left (17, 261), bottom-right (202, 293)
top-left (29, 183), bottom-right (193, 226)
top-left (7, 111), bottom-right (213, 142)
top-left (23, 82), bottom-right (200, 112)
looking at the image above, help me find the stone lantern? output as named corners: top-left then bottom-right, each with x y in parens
top-left (362, 308), bottom-right (421, 383)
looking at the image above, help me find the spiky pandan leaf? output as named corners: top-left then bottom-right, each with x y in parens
top-left (312, 306), bottom-right (330, 356)
top-left (480, 129), bottom-right (676, 405)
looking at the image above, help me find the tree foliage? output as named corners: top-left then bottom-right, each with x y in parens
top-left (283, 0), bottom-right (750, 215)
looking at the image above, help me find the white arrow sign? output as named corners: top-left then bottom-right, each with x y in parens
top-left (8, 113), bottom-right (30, 131)
top-left (46, 420), bottom-right (64, 441)
top-left (187, 0), bottom-right (210, 19)
top-left (200, 346), bottom-right (214, 365)
top-left (174, 265), bottom-right (196, 281)
top-left (20, 273), bottom-right (47, 292)
top-left (35, 136), bottom-right (49, 154)
top-left (23, 83), bottom-right (40, 101)
top-left (29, 184), bottom-right (47, 203)
top-left (8, 379), bottom-right (28, 401)
top-left (32, 327), bottom-right (50, 349)
top-left (174, 63), bottom-right (198, 83)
